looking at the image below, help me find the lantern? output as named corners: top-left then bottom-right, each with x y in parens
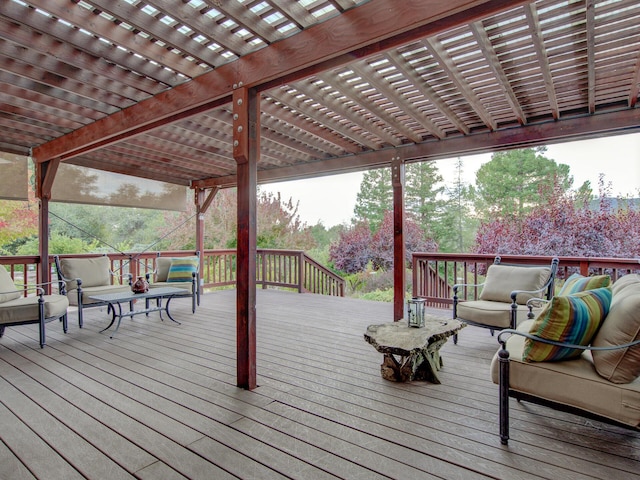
top-left (407, 297), bottom-right (426, 328)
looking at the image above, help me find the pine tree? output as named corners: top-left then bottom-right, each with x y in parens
top-left (353, 167), bottom-right (392, 231)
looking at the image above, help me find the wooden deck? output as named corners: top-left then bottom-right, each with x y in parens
top-left (1, 289), bottom-right (639, 480)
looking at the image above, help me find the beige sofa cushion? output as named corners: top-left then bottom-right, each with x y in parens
top-left (480, 264), bottom-right (550, 304)
top-left (66, 285), bottom-right (132, 306)
top-left (592, 274), bottom-right (640, 383)
top-left (456, 300), bottom-right (536, 329)
top-left (0, 267), bottom-right (21, 303)
top-left (491, 320), bottom-right (640, 427)
top-left (154, 257), bottom-right (173, 283)
top-left (0, 294), bottom-right (69, 324)
top-left (59, 256), bottom-right (111, 291)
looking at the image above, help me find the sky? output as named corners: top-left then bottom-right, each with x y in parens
top-left (262, 132), bottom-right (640, 227)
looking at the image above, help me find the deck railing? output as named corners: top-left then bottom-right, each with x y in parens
top-left (0, 249), bottom-right (345, 297)
top-left (413, 252), bottom-right (640, 308)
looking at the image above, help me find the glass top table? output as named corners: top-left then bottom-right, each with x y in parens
top-left (89, 286), bottom-right (186, 338)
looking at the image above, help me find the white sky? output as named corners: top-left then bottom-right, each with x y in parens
top-left (262, 132), bottom-right (640, 227)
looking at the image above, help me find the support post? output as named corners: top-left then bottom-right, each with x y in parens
top-left (233, 85), bottom-right (259, 390)
top-left (392, 157), bottom-right (406, 322)
top-left (35, 159), bottom-right (59, 292)
top-left (195, 186), bottom-right (218, 292)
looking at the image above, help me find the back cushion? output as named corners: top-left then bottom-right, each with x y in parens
top-left (558, 273), bottom-right (611, 295)
top-left (592, 274), bottom-right (640, 383)
top-left (480, 264), bottom-right (551, 304)
top-left (60, 256), bottom-right (111, 291)
top-left (0, 267), bottom-right (20, 303)
top-left (155, 257), bottom-right (173, 282)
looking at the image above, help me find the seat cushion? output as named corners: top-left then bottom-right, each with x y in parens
top-left (558, 273), bottom-right (611, 295)
top-left (67, 285), bottom-right (132, 306)
top-left (456, 300), bottom-right (534, 329)
top-left (491, 325), bottom-right (640, 428)
top-left (0, 294), bottom-right (69, 324)
top-left (148, 281), bottom-right (193, 292)
top-left (0, 266), bottom-right (21, 303)
top-left (59, 256), bottom-right (111, 291)
top-left (480, 264), bottom-right (551, 305)
top-left (523, 287), bottom-right (612, 362)
top-left (592, 274), bottom-right (640, 383)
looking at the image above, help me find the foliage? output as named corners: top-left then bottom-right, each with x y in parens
top-left (0, 197), bottom-right (38, 248)
top-left (328, 222), bottom-right (372, 274)
top-left (370, 211), bottom-right (438, 270)
top-left (49, 203), bottom-right (167, 252)
top-left (329, 211), bottom-right (437, 273)
top-left (353, 168), bottom-right (392, 231)
top-left (360, 288), bottom-right (395, 302)
top-left (434, 158), bottom-right (477, 252)
top-left (160, 188), bottom-right (316, 251)
top-left (473, 147), bottom-right (574, 220)
top-left (16, 233), bottom-right (97, 255)
top-left (405, 161), bottom-right (444, 230)
top-left (474, 177), bottom-right (640, 257)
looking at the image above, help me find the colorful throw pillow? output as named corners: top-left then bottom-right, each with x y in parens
top-left (523, 287), bottom-right (612, 362)
top-left (558, 273), bottom-right (611, 295)
top-left (166, 257), bottom-right (198, 283)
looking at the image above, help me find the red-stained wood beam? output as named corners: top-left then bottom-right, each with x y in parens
top-left (192, 107), bottom-right (640, 189)
top-left (392, 157), bottom-right (406, 322)
top-left (32, 0), bottom-right (530, 164)
top-left (234, 87), bottom-right (259, 390)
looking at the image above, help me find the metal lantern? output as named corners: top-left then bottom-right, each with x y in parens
top-left (407, 297), bottom-right (426, 328)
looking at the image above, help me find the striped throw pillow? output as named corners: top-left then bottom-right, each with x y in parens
top-left (166, 257), bottom-right (198, 283)
top-left (558, 273), bottom-right (611, 295)
top-left (523, 287), bottom-right (612, 362)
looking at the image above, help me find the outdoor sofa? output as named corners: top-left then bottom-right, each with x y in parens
top-left (0, 266), bottom-right (68, 348)
top-left (492, 273), bottom-right (640, 444)
top-left (453, 256), bottom-right (559, 343)
top-left (146, 253), bottom-right (200, 314)
top-left (55, 255), bottom-right (132, 327)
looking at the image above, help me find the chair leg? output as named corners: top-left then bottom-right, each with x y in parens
top-left (0, 325), bottom-right (4, 338)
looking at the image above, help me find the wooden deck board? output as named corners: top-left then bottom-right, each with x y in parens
top-left (1, 289), bottom-right (639, 479)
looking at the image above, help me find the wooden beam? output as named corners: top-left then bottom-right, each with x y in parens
top-left (234, 87), bottom-right (259, 390)
top-left (32, 0), bottom-right (529, 163)
top-left (192, 107), bottom-right (640, 188)
top-left (36, 158), bottom-right (60, 200)
top-left (392, 156), bottom-right (406, 322)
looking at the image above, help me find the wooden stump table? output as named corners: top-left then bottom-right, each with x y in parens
top-left (364, 318), bottom-right (465, 383)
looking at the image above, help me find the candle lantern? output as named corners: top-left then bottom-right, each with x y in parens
top-left (407, 297), bottom-right (426, 328)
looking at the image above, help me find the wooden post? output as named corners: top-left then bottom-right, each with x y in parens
top-left (392, 157), bottom-right (406, 322)
top-left (195, 186), bottom-right (220, 291)
top-left (35, 159), bottom-right (59, 293)
top-left (233, 85), bottom-right (259, 390)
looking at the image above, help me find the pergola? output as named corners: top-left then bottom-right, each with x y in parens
top-left (1, 0), bottom-right (639, 389)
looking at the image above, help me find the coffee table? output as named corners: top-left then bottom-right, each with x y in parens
top-left (89, 286), bottom-right (186, 338)
top-left (364, 317), bottom-right (464, 383)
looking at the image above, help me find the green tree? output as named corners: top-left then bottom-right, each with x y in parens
top-left (16, 232), bottom-right (97, 255)
top-left (405, 161), bottom-right (444, 236)
top-left (353, 167), bottom-right (392, 230)
top-left (473, 147), bottom-right (573, 220)
top-left (437, 158), bottom-right (477, 252)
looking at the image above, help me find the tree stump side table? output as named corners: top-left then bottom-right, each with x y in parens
top-left (364, 318), bottom-right (465, 383)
